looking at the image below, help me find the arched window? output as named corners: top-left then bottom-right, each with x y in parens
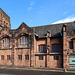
top-left (2, 38), bottom-right (10, 48)
top-left (19, 36), bottom-right (29, 47)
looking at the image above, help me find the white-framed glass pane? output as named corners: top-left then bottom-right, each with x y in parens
top-left (7, 38), bottom-right (9, 46)
top-left (25, 36), bottom-right (26, 45)
top-left (20, 39), bottom-right (21, 46)
top-left (3, 40), bottom-right (4, 47)
top-left (5, 38), bottom-right (6, 46)
top-left (22, 36), bottom-right (24, 45)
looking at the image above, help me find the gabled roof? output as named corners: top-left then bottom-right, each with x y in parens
top-left (10, 22), bottom-right (33, 34)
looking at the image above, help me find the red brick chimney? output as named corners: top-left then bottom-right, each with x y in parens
top-left (47, 30), bottom-right (50, 67)
top-left (63, 24), bottom-right (67, 68)
top-left (47, 30), bottom-right (50, 53)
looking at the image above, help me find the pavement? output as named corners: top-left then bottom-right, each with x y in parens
top-left (0, 66), bottom-right (75, 74)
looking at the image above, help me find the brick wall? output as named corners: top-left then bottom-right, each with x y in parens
top-left (35, 55), bottom-right (46, 67)
top-left (0, 50), bottom-right (12, 65)
top-left (49, 55), bottom-right (62, 68)
top-left (14, 49), bottom-right (30, 67)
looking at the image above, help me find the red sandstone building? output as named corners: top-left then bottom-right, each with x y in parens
top-left (0, 8), bottom-right (75, 68)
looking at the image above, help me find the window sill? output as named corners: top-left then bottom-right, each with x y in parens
top-left (18, 60), bottom-right (22, 62)
top-left (38, 52), bottom-right (47, 53)
top-left (49, 52), bottom-right (62, 55)
top-left (25, 60), bottom-right (29, 62)
top-left (35, 52), bottom-right (62, 55)
top-left (0, 47), bottom-right (11, 50)
top-left (35, 53), bottom-right (47, 55)
top-left (17, 46), bottom-right (30, 49)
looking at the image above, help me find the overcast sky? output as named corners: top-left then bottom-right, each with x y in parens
top-left (0, 0), bottom-right (75, 29)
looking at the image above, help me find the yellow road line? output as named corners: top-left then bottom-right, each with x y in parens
top-left (0, 67), bottom-right (75, 73)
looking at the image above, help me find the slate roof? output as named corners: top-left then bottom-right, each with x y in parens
top-left (32, 21), bottom-right (75, 38)
top-left (9, 21), bottom-right (75, 38)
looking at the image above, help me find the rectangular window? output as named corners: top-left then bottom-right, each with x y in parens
top-left (69, 41), bottom-right (73, 49)
top-left (7, 55), bottom-right (10, 60)
top-left (39, 45), bottom-right (46, 53)
top-left (52, 44), bottom-right (60, 52)
top-left (25, 55), bottom-right (29, 60)
top-left (39, 56), bottom-right (43, 60)
top-left (18, 55), bottom-right (22, 60)
top-left (54, 56), bottom-right (59, 60)
top-left (1, 55), bottom-right (4, 60)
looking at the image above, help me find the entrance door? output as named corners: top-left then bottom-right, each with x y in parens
top-left (70, 55), bottom-right (75, 67)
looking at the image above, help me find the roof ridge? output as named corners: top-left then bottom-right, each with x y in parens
top-left (31, 21), bottom-right (73, 28)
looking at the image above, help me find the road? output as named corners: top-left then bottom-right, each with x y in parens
top-left (0, 68), bottom-right (74, 75)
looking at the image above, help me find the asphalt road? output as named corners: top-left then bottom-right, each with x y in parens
top-left (0, 68), bottom-right (74, 75)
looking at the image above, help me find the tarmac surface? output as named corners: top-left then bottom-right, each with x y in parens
top-left (0, 68), bottom-right (74, 75)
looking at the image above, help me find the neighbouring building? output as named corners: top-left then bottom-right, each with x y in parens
top-left (0, 8), bottom-right (75, 68)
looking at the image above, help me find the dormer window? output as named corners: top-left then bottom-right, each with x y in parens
top-left (19, 36), bottom-right (29, 47)
top-left (2, 38), bottom-right (10, 48)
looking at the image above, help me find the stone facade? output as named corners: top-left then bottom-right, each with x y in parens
top-left (0, 8), bottom-right (75, 68)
